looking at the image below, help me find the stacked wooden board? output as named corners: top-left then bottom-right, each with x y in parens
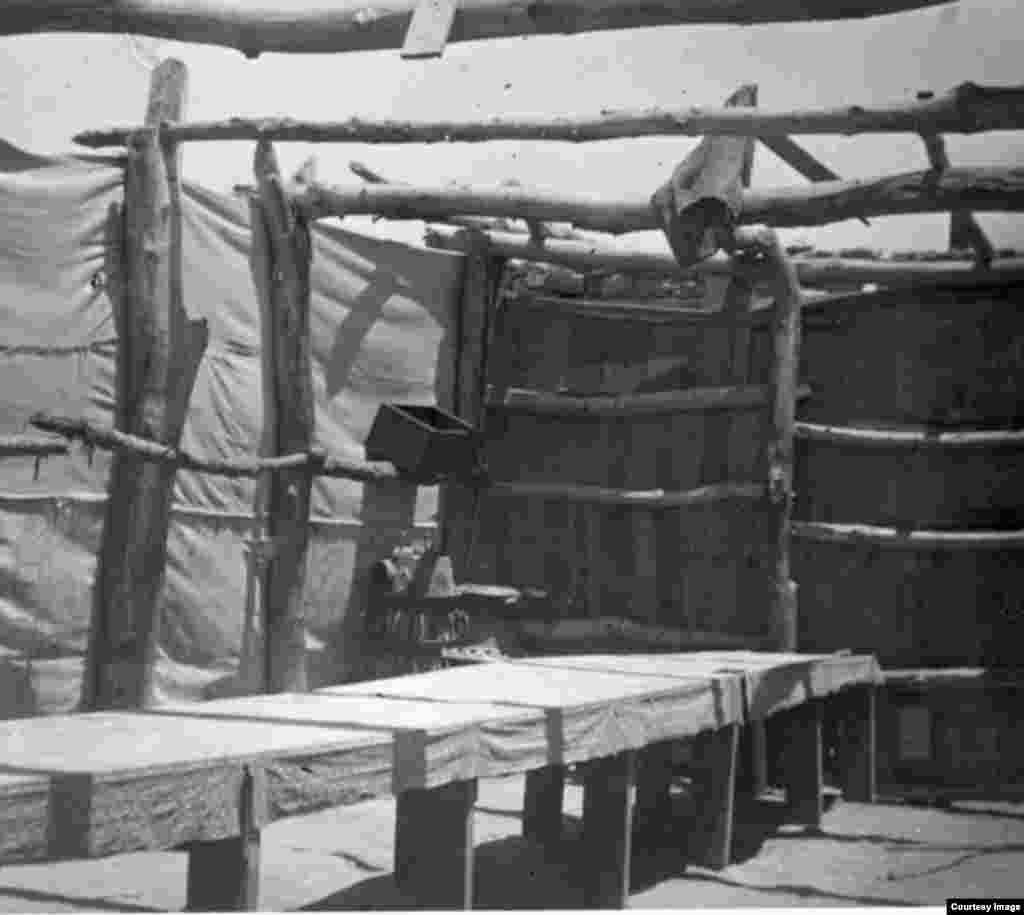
top-left (0, 650), bottom-right (880, 910)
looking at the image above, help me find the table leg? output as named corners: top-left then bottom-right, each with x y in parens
top-left (633, 741), bottom-right (676, 849)
top-left (523, 765), bottom-right (566, 845)
top-left (394, 778), bottom-right (478, 909)
top-left (840, 685), bottom-right (877, 803)
top-left (581, 750), bottom-right (637, 909)
top-left (185, 766), bottom-right (263, 911)
top-left (688, 723), bottom-right (740, 870)
top-left (782, 699), bottom-right (824, 828)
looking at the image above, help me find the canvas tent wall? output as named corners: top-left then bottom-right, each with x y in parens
top-left (0, 138), bottom-right (464, 718)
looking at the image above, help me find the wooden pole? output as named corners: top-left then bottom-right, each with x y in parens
top-left (82, 59), bottom-right (208, 712)
top-left (6, 0), bottom-right (953, 59)
top-left (74, 82), bottom-right (1024, 148)
top-left (494, 383), bottom-right (810, 417)
top-left (765, 233), bottom-right (802, 652)
top-left (251, 140), bottom-right (315, 693)
top-left (795, 421), bottom-right (1024, 449)
top-left (791, 521), bottom-right (1024, 550)
top-left (295, 167), bottom-right (1024, 234)
top-left (427, 225), bottom-right (1024, 290)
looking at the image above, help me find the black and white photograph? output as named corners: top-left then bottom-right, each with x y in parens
top-left (0, 0), bottom-right (1021, 910)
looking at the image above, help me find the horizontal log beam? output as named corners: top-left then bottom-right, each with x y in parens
top-left (73, 82), bottom-right (1022, 148)
top-left (295, 167), bottom-right (1024, 233)
top-left (0, 434), bottom-right (69, 458)
top-left (518, 617), bottom-right (773, 650)
top-left (30, 413), bottom-right (404, 484)
top-left (6, 0), bottom-right (953, 60)
top-left (493, 383), bottom-right (811, 415)
top-left (488, 479), bottom-right (765, 507)
top-left (791, 521), bottom-right (1024, 550)
top-left (427, 225), bottom-right (1024, 288)
top-left (795, 422), bottom-right (1024, 449)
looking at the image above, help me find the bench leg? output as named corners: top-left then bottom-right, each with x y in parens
top-left (185, 834), bottom-right (260, 911)
top-left (782, 699), bottom-right (824, 829)
top-left (395, 778), bottom-right (477, 909)
top-left (185, 767), bottom-right (262, 911)
top-left (840, 685), bottom-right (877, 803)
top-left (581, 750), bottom-right (637, 909)
top-left (688, 723), bottom-right (740, 870)
top-left (633, 741), bottom-right (675, 849)
top-left (523, 765), bottom-right (566, 845)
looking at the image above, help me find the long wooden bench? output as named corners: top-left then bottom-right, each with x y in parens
top-left (0, 650), bottom-right (879, 910)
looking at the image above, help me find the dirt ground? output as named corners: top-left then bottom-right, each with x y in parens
top-left (1, 776), bottom-right (1022, 911)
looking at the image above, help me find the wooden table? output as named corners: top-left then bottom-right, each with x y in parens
top-left (0, 650), bottom-right (878, 911)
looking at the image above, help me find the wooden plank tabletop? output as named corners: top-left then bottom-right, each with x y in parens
top-left (509, 651), bottom-right (881, 720)
top-left (161, 692), bottom-right (546, 792)
top-left (0, 709), bottom-right (394, 865)
top-left (327, 661), bottom-right (742, 767)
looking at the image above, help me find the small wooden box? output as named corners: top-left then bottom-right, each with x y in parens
top-left (878, 668), bottom-right (1024, 793)
top-left (365, 404), bottom-right (475, 483)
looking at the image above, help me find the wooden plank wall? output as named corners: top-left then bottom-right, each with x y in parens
top-left (458, 294), bottom-right (775, 640)
top-left (753, 281), bottom-right (1024, 667)
top-left (450, 279), bottom-right (1024, 666)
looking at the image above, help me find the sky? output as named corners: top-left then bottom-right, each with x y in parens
top-left (1, 0), bottom-right (1022, 254)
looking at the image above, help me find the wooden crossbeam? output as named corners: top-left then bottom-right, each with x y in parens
top-left (293, 168), bottom-right (1024, 233)
top-left (426, 225), bottom-right (1024, 289)
top-left (7, 0), bottom-right (954, 59)
top-left (73, 82), bottom-right (1022, 147)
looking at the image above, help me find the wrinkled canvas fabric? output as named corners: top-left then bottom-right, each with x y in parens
top-left (0, 139), bottom-right (464, 717)
top-left (650, 85), bottom-right (758, 267)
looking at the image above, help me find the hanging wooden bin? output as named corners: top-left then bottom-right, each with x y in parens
top-left (365, 404), bottom-right (475, 483)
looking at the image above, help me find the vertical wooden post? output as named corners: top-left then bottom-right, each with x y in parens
top-left (186, 767), bottom-right (265, 911)
top-left (687, 723), bottom-right (740, 870)
top-left (440, 229), bottom-right (505, 577)
top-left (394, 779), bottom-right (478, 909)
top-left (764, 234), bottom-right (803, 653)
top-left (782, 699), bottom-right (825, 828)
top-left (251, 140), bottom-right (314, 693)
top-left (82, 58), bottom-right (208, 711)
top-left (523, 765), bottom-right (566, 845)
top-left (581, 751), bottom-right (637, 909)
top-left (840, 685), bottom-right (878, 803)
